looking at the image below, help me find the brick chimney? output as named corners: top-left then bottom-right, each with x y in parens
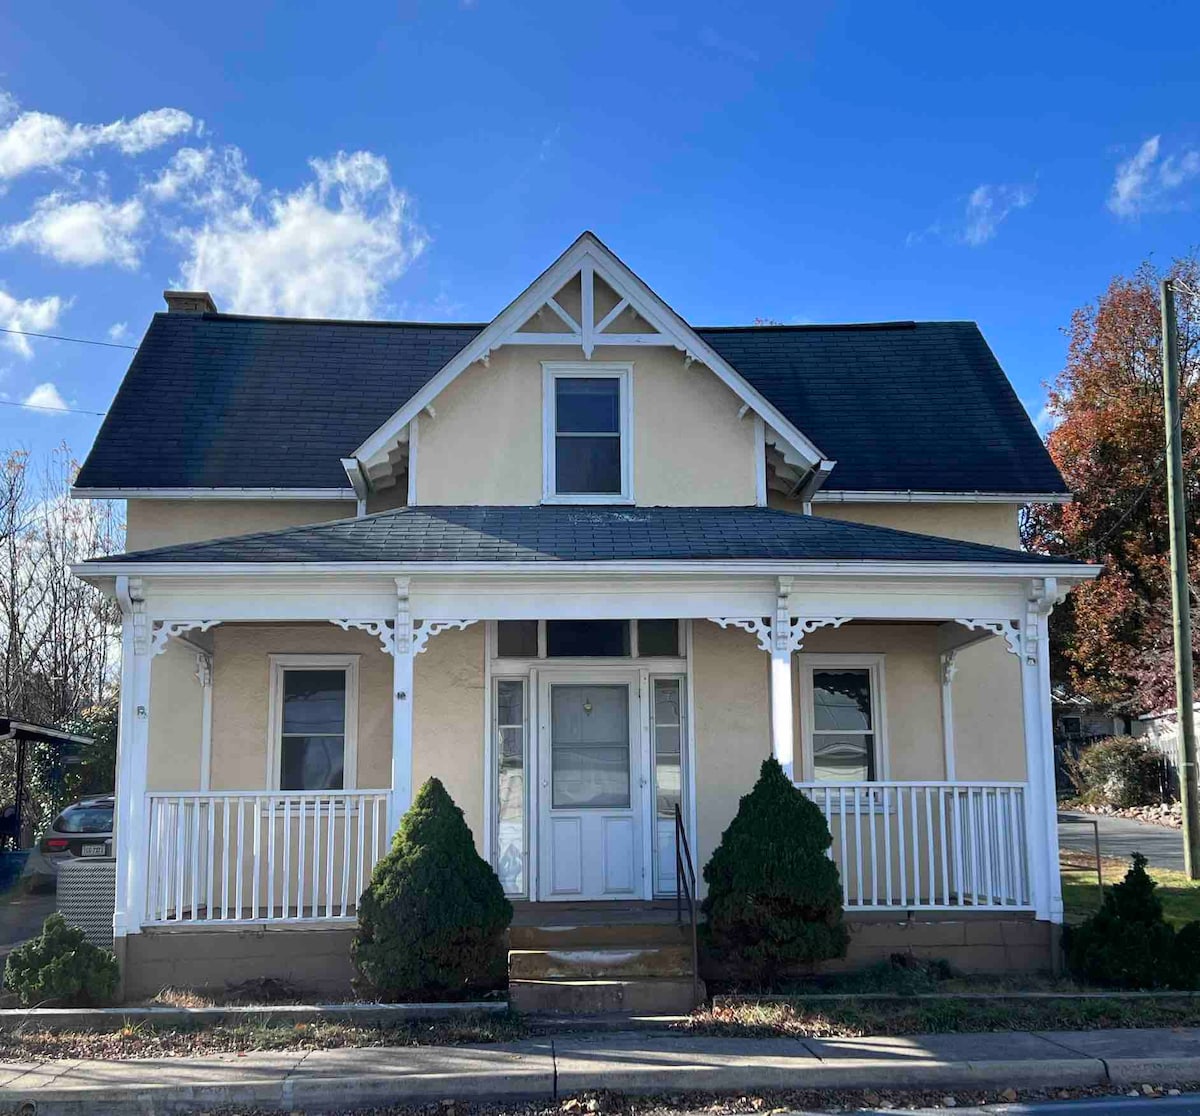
top-left (162, 290), bottom-right (218, 314)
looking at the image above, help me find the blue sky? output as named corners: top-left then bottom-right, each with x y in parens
top-left (1, 0), bottom-right (1198, 470)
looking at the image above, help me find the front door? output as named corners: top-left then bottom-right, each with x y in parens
top-left (537, 673), bottom-right (644, 900)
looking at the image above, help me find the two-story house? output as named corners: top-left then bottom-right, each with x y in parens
top-left (73, 233), bottom-right (1098, 1004)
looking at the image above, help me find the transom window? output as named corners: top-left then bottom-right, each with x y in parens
top-left (543, 363), bottom-right (631, 502)
top-left (268, 655), bottom-right (359, 791)
top-left (798, 654), bottom-right (886, 783)
top-left (493, 620), bottom-right (681, 660)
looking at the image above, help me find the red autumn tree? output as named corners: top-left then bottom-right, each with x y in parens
top-left (1023, 256), bottom-right (1200, 714)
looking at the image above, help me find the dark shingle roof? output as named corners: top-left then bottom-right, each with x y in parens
top-left (702, 322), bottom-right (1065, 493)
top-left (75, 315), bottom-right (483, 490)
top-left (75, 314), bottom-right (1066, 496)
top-left (87, 505), bottom-right (1077, 566)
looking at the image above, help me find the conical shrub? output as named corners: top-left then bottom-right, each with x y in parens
top-left (1064, 852), bottom-right (1200, 989)
top-left (701, 757), bottom-right (848, 982)
top-left (352, 777), bottom-right (512, 1000)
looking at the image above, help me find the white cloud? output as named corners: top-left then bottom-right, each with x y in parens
top-left (144, 145), bottom-right (256, 210)
top-left (1023, 394), bottom-right (1057, 437)
top-left (173, 150), bottom-right (427, 318)
top-left (1108, 135), bottom-right (1200, 218)
top-left (0, 93), bottom-right (193, 180)
top-left (961, 183), bottom-right (1035, 246)
top-left (0, 286), bottom-right (66, 358)
top-left (4, 192), bottom-right (144, 267)
top-left (22, 381), bottom-right (69, 413)
top-left (107, 321), bottom-right (128, 342)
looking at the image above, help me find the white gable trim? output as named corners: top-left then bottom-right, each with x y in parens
top-left (351, 232), bottom-right (831, 476)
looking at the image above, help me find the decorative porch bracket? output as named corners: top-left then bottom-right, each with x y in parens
top-left (411, 619), bottom-right (479, 655)
top-left (149, 619), bottom-right (221, 657)
top-left (709, 584), bottom-right (852, 779)
top-left (332, 618), bottom-right (396, 654)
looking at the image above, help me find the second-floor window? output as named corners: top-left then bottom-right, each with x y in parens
top-left (543, 363), bottom-right (631, 502)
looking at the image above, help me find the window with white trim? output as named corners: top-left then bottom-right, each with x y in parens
top-left (543, 363), bottom-right (632, 502)
top-left (269, 655), bottom-right (359, 791)
top-left (798, 654), bottom-right (886, 783)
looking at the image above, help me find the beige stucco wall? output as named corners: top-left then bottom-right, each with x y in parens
top-left (415, 345), bottom-right (757, 506)
top-left (769, 494), bottom-right (1022, 549)
top-left (208, 624), bottom-right (393, 792)
top-left (412, 624), bottom-right (487, 853)
top-left (951, 636), bottom-right (1027, 781)
top-left (147, 639), bottom-right (205, 791)
top-left (799, 622), bottom-right (1026, 782)
top-left (126, 499), bottom-right (353, 551)
top-left (690, 621), bottom-right (771, 876)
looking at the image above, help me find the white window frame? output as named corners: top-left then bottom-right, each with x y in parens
top-left (797, 653), bottom-right (888, 784)
top-left (266, 654), bottom-right (360, 791)
top-left (542, 362), bottom-right (633, 504)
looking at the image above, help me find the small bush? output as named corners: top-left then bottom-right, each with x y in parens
top-left (352, 777), bottom-right (512, 1001)
top-left (701, 757), bottom-right (848, 984)
top-left (1064, 853), bottom-right (1200, 989)
top-left (3, 912), bottom-right (119, 1006)
top-left (1070, 736), bottom-right (1165, 808)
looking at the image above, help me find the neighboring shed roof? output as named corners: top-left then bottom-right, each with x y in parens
top-left (85, 504), bottom-right (1080, 567)
top-left (74, 313), bottom-right (1067, 496)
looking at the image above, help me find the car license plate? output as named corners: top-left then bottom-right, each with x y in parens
top-left (81, 844), bottom-right (106, 857)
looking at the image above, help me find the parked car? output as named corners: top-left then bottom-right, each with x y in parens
top-left (22, 795), bottom-right (113, 890)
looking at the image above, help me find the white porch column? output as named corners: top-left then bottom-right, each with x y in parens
top-left (113, 576), bottom-right (151, 938)
top-left (390, 577), bottom-right (414, 837)
top-left (195, 651), bottom-right (213, 792)
top-left (1020, 579), bottom-right (1064, 923)
top-left (940, 651), bottom-right (958, 781)
top-left (770, 577), bottom-right (796, 777)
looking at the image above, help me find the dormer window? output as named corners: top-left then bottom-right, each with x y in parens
top-left (543, 363), bottom-right (632, 503)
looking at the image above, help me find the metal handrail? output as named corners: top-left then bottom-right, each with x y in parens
top-left (674, 803), bottom-right (699, 1007)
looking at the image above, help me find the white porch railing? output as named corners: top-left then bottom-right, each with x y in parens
top-left (796, 781), bottom-right (1032, 911)
top-left (144, 791), bottom-right (391, 925)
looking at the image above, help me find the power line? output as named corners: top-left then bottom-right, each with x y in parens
top-left (0, 398), bottom-right (106, 418)
top-left (0, 326), bottom-right (137, 351)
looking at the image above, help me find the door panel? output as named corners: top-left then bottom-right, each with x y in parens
top-left (538, 676), bottom-right (643, 900)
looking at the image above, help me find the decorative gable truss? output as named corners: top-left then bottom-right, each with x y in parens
top-left (349, 232), bottom-right (834, 499)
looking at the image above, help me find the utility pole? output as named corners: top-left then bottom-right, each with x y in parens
top-left (1161, 277), bottom-right (1200, 879)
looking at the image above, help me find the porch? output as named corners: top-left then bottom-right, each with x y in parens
top-left (126, 584), bottom-right (1057, 932)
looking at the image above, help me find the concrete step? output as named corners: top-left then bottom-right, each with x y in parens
top-left (509, 977), bottom-right (703, 1015)
top-left (509, 922), bottom-right (689, 950)
top-left (509, 945), bottom-right (692, 980)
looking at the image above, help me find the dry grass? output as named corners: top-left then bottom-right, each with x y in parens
top-left (683, 995), bottom-right (1200, 1039)
top-left (0, 1011), bottom-right (529, 1061)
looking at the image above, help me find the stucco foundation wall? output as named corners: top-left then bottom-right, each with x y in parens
top-left (769, 495), bottom-right (1022, 549)
top-left (416, 345), bottom-right (757, 506)
top-left (123, 927), bottom-right (356, 1000)
top-left (208, 624), bottom-right (393, 791)
top-left (147, 639), bottom-right (204, 790)
top-left (691, 621), bottom-right (771, 884)
top-left (126, 499), bottom-right (352, 551)
top-left (412, 624), bottom-right (487, 853)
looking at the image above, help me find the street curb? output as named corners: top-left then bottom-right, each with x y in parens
top-left (0, 1001), bottom-right (507, 1031)
top-left (2, 1055), bottom-right (1165, 1115)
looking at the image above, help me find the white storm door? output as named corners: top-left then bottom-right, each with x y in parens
top-left (537, 674), bottom-right (643, 900)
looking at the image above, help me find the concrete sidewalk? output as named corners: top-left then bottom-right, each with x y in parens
top-left (5, 1027), bottom-right (1200, 1114)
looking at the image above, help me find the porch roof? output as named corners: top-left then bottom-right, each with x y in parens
top-left (84, 505), bottom-right (1086, 567)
